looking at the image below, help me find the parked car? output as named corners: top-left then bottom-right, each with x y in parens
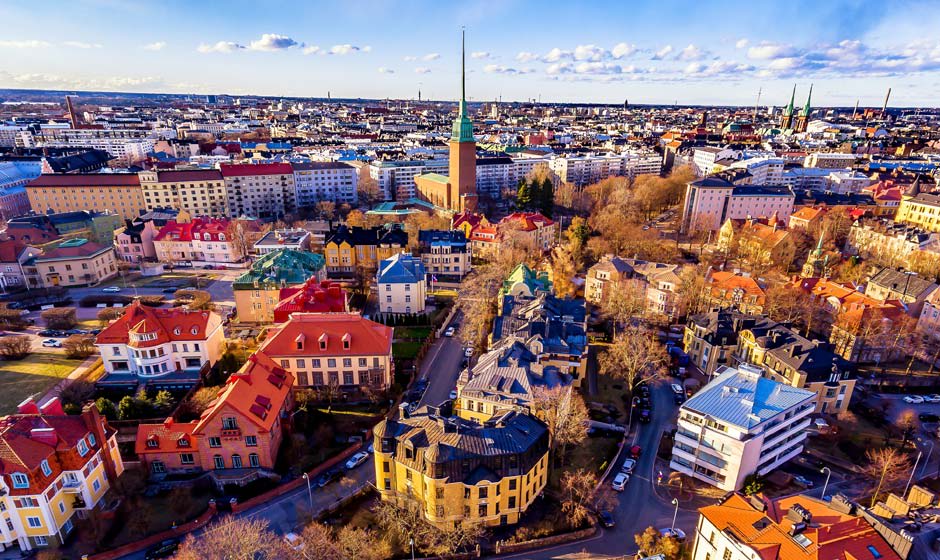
top-left (38, 329), bottom-right (60, 337)
top-left (611, 472), bottom-right (629, 492)
top-left (620, 458), bottom-right (636, 474)
top-left (64, 329), bottom-right (84, 335)
top-left (41, 339), bottom-right (61, 348)
top-left (904, 395), bottom-right (925, 404)
top-left (671, 383), bottom-right (684, 395)
top-left (639, 409), bottom-right (652, 423)
top-left (659, 528), bottom-right (686, 541)
top-left (443, 326), bottom-right (455, 337)
top-left (673, 392), bottom-right (686, 405)
top-left (162, 288), bottom-right (178, 294)
top-left (144, 539), bottom-right (180, 560)
top-left (924, 394), bottom-right (940, 404)
top-left (630, 445), bottom-right (642, 459)
top-left (283, 533), bottom-right (304, 552)
top-left (464, 347), bottom-right (474, 357)
top-left (919, 413), bottom-right (940, 423)
top-left (101, 286), bottom-right (121, 293)
top-left (344, 451), bottom-right (369, 470)
top-left (448, 390), bottom-right (458, 400)
top-left (599, 511), bottom-right (616, 528)
top-left (315, 469), bottom-right (342, 488)
top-left (792, 475), bottom-right (814, 488)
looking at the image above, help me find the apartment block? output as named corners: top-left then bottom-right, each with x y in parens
top-left (139, 169), bottom-right (227, 217)
top-left (292, 161), bottom-right (358, 206)
top-left (220, 162), bottom-right (295, 219)
top-left (25, 173), bottom-right (145, 220)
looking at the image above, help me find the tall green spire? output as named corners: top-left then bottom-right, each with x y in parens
top-left (450, 28), bottom-right (474, 143)
top-left (784, 84), bottom-right (796, 116)
top-left (801, 83), bottom-right (813, 117)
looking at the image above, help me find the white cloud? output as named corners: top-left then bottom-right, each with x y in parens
top-left (403, 55), bottom-right (417, 61)
top-left (546, 62), bottom-right (572, 75)
top-left (414, 67), bottom-right (431, 74)
top-left (302, 45), bottom-right (321, 55)
top-left (330, 44), bottom-right (366, 55)
top-left (573, 44), bottom-right (607, 61)
top-left (363, 45), bottom-right (372, 53)
top-left (197, 41), bottom-right (244, 54)
top-left (651, 45), bottom-right (673, 60)
top-left (471, 51), bottom-right (491, 59)
top-left (516, 51), bottom-right (538, 63)
top-left (248, 34), bottom-right (299, 51)
top-left (747, 41), bottom-right (799, 60)
top-left (483, 64), bottom-right (530, 75)
top-left (612, 42), bottom-right (637, 59)
top-left (735, 38), bottom-right (749, 49)
top-left (676, 44), bottom-right (706, 61)
top-left (0, 40), bottom-right (52, 49)
top-left (422, 52), bottom-right (440, 61)
top-left (377, 67), bottom-right (394, 74)
top-left (543, 47), bottom-right (570, 62)
top-left (63, 41), bottom-right (102, 49)
top-left (684, 60), bottom-right (755, 77)
top-left (143, 41), bottom-right (166, 51)
top-left (1, 72), bottom-right (161, 90)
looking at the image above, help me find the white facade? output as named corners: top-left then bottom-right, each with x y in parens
top-left (98, 323), bottom-right (224, 378)
top-left (376, 253), bottom-right (427, 315)
top-left (369, 159), bottom-right (448, 201)
top-left (804, 152), bottom-right (857, 169)
top-left (692, 147), bottom-right (735, 177)
top-left (681, 180), bottom-right (795, 233)
top-left (549, 152), bottom-right (661, 187)
top-left (729, 157), bottom-right (785, 185)
top-left (293, 162), bottom-right (358, 206)
top-left (669, 364), bottom-right (816, 491)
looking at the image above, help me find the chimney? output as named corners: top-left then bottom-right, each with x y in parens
top-left (399, 402), bottom-right (410, 419)
top-left (39, 398), bottom-right (64, 417)
top-left (81, 403), bottom-right (119, 483)
top-left (29, 427), bottom-right (58, 446)
top-left (17, 397), bottom-right (40, 415)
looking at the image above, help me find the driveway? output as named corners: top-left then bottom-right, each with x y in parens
top-left (416, 311), bottom-right (466, 408)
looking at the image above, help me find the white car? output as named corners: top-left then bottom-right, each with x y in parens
top-left (924, 394), bottom-right (940, 404)
top-left (449, 390), bottom-right (458, 400)
top-left (41, 339), bottom-right (61, 348)
top-left (344, 451), bottom-right (369, 470)
top-left (659, 528), bottom-right (686, 541)
top-left (101, 286), bottom-right (121, 293)
top-left (611, 472), bottom-right (629, 492)
top-left (444, 327), bottom-right (455, 337)
top-left (904, 395), bottom-right (925, 404)
top-left (620, 458), bottom-right (636, 474)
top-left (464, 347), bottom-right (474, 358)
top-left (671, 383), bottom-right (684, 395)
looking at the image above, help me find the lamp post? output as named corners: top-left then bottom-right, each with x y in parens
top-left (626, 396), bottom-right (640, 434)
top-left (301, 473), bottom-right (313, 512)
top-left (921, 440), bottom-right (935, 477)
top-left (820, 467), bottom-right (831, 500)
top-left (904, 451), bottom-right (923, 497)
top-left (671, 498), bottom-right (680, 531)
top-left (409, 537), bottom-right (415, 560)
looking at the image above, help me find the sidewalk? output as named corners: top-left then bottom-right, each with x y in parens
top-left (38, 354), bottom-right (100, 407)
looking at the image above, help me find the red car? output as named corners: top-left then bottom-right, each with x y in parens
top-left (630, 445), bottom-right (642, 459)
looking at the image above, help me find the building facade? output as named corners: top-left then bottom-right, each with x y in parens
top-left (680, 177), bottom-right (794, 233)
top-left (418, 230), bottom-right (471, 286)
top-left (25, 173), bottom-right (145, 220)
top-left (233, 249), bottom-right (326, 323)
top-left (377, 253), bottom-right (427, 315)
top-left (292, 161), bottom-right (358, 206)
top-left (323, 224), bottom-right (408, 276)
top-left (25, 239), bottom-right (117, 288)
top-left (139, 169), bottom-right (227, 217)
top-left (220, 162), bottom-right (295, 219)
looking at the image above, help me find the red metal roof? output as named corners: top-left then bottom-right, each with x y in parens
top-left (260, 312), bottom-right (392, 357)
top-left (273, 279), bottom-right (348, 322)
top-left (219, 162), bottom-right (293, 177)
top-left (28, 173), bottom-right (141, 187)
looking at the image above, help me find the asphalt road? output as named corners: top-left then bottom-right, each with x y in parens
top-left (417, 311), bottom-right (466, 408)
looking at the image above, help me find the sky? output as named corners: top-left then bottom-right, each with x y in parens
top-left (2, 0), bottom-right (940, 107)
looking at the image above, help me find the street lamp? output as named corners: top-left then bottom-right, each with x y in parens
top-left (820, 467), bottom-right (831, 500)
top-left (409, 537), bottom-right (415, 560)
top-left (921, 440), bottom-right (935, 477)
top-left (301, 473), bottom-right (313, 512)
top-left (671, 498), bottom-right (680, 531)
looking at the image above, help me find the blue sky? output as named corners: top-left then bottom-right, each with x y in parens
top-left (2, 0), bottom-right (940, 106)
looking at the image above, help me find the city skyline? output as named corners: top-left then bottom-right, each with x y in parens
top-left (2, 0), bottom-right (940, 106)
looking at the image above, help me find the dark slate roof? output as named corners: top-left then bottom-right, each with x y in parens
top-left (418, 229), bottom-right (468, 248)
top-left (291, 161), bottom-right (354, 171)
top-left (744, 322), bottom-right (851, 382)
top-left (44, 149), bottom-right (112, 173)
top-left (867, 267), bottom-right (937, 300)
top-left (326, 224), bottom-right (408, 248)
top-left (492, 293), bottom-right (587, 358)
top-left (687, 310), bottom-right (775, 347)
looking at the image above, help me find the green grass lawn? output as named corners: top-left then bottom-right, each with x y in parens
top-left (0, 353), bottom-right (82, 414)
top-left (393, 341), bottom-right (423, 359)
top-left (550, 436), bottom-right (620, 488)
top-left (394, 326), bottom-right (432, 340)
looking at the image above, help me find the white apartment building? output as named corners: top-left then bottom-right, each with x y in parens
top-left (729, 157), bottom-right (785, 185)
top-left (670, 364), bottom-right (816, 491)
top-left (376, 252), bottom-right (427, 315)
top-left (803, 152), bottom-right (857, 169)
top-left (292, 161), bottom-right (358, 206)
top-left (42, 138), bottom-right (153, 166)
top-left (549, 152), bottom-right (661, 187)
top-left (0, 126), bottom-right (36, 148)
top-left (827, 170), bottom-right (874, 194)
top-left (219, 162), bottom-right (295, 219)
top-left (476, 156), bottom-right (513, 199)
top-left (692, 147), bottom-right (735, 177)
top-left (680, 178), bottom-right (795, 233)
top-left (369, 159), bottom-right (448, 201)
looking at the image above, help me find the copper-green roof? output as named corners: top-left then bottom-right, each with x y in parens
top-left (233, 249), bottom-right (324, 290)
top-left (419, 173), bottom-right (450, 184)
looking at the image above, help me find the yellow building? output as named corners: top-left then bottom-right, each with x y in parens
top-left (24, 238), bottom-right (118, 288)
top-left (895, 178), bottom-right (940, 232)
top-left (0, 401), bottom-right (124, 552)
top-left (737, 323), bottom-right (856, 415)
top-left (26, 173), bottom-right (145, 220)
top-left (323, 224), bottom-right (408, 276)
top-left (139, 169), bottom-right (227, 217)
top-left (373, 407), bottom-right (549, 527)
top-left (232, 250), bottom-right (326, 324)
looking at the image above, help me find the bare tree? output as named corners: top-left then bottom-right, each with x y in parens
top-left (357, 170), bottom-right (383, 207)
top-left (634, 525), bottom-right (682, 560)
top-left (0, 336), bottom-right (31, 360)
top-left (225, 220), bottom-right (255, 260)
top-left (374, 494), bottom-right (484, 556)
top-left (598, 326), bottom-right (669, 391)
top-left (174, 517), bottom-right (289, 560)
top-left (531, 386), bottom-right (589, 466)
top-left (62, 334), bottom-right (96, 359)
top-left (550, 244), bottom-right (579, 299)
top-left (600, 278), bottom-right (649, 333)
top-left (862, 447), bottom-right (913, 507)
top-left (559, 469), bottom-right (618, 527)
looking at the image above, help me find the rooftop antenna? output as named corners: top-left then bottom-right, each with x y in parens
top-left (753, 87), bottom-right (762, 122)
top-left (852, 99), bottom-right (859, 120)
top-left (881, 87), bottom-right (892, 118)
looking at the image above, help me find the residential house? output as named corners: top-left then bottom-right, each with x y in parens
top-left (684, 310), bottom-right (773, 376)
top-left (0, 238), bottom-right (40, 291)
top-left (703, 270), bottom-right (767, 314)
top-left (498, 212), bottom-right (557, 252)
top-left (272, 279), bottom-right (348, 323)
top-left (418, 230), bottom-right (472, 287)
top-left (373, 407), bottom-right (549, 527)
top-left (219, 162), bottom-right (295, 219)
top-left (585, 256), bottom-right (685, 319)
top-left (788, 206), bottom-right (827, 231)
top-left (257, 312), bottom-right (394, 391)
top-left (138, 169), bottom-right (227, 217)
top-left (24, 239), bottom-right (117, 288)
top-left (377, 253), bottom-right (427, 315)
top-left (717, 217), bottom-right (796, 271)
top-left (499, 263), bottom-right (552, 302)
top-left (846, 218), bottom-right (939, 270)
top-left (135, 352), bottom-right (292, 480)
top-left (670, 363), bottom-right (816, 491)
top-left (233, 249), bottom-right (327, 323)
top-left (95, 301), bottom-right (224, 390)
top-left (864, 267), bottom-right (938, 317)
top-left (153, 211), bottom-right (247, 266)
top-left (113, 218), bottom-right (160, 264)
top-left (252, 229), bottom-right (311, 256)
top-left (0, 400), bottom-right (124, 552)
top-left (323, 224), bottom-right (408, 276)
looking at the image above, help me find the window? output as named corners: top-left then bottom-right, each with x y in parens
top-left (508, 496), bottom-right (516, 509)
top-left (249, 453), bottom-right (260, 467)
top-left (11, 473), bottom-right (28, 488)
top-left (178, 437), bottom-right (190, 448)
top-left (88, 433), bottom-right (96, 447)
top-left (40, 460), bottom-right (51, 477)
top-left (222, 417), bottom-right (239, 430)
top-left (245, 435), bottom-right (258, 447)
top-left (208, 437), bottom-right (221, 448)
top-left (232, 454), bottom-right (243, 468)
top-left (213, 456), bottom-right (225, 469)
top-left (58, 501), bottom-right (65, 514)
top-left (508, 479), bottom-right (517, 490)
top-left (723, 549), bottom-right (732, 560)
top-left (27, 517), bottom-right (42, 528)
top-left (151, 460), bottom-right (166, 474)
top-left (478, 504), bottom-right (487, 517)
top-left (92, 478), bottom-right (101, 492)
top-left (479, 487), bottom-right (488, 499)
top-left (77, 439), bottom-right (89, 457)
top-left (180, 453), bottom-right (194, 465)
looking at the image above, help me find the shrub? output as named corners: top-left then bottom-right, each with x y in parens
top-left (97, 307), bottom-right (125, 322)
top-left (137, 295), bottom-right (164, 307)
top-left (60, 379), bottom-right (95, 407)
top-left (173, 289), bottom-right (212, 311)
top-left (95, 397), bottom-right (118, 420)
top-left (41, 307), bottom-right (78, 330)
top-left (742, 473), bottom-right (764, 496)
top-left (63, 403), bottom-right (81, 415)
top-left (63, 334), bottom-right (96, 359)
top-left (0, 336), bottom-right (31, 360)
top-left (0, 307), bottom-right (27, 330)
top-left (79, 295), bottom-right (132, 307)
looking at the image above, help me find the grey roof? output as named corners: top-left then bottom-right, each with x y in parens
top-left (681, 364), bottom-right (815, 430)
top-left (867, 267), bottom-right (938, 300)
top-left (377, 252), bottom-right (426, 284)
top-left (459, 337), bottom-right (571, 408)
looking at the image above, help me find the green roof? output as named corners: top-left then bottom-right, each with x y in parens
top-left (419, 173), bottom-right (450, 185)
top-left (499, 263), bottom-right (552, 298)
top-left (233, 249), bottom-right (325, 290)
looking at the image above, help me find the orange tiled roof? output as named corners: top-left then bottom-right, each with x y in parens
top-left (96, 300), bottom-right (221, 348)
top-left (134, 419), bottom-right (198, 455)
top-left (790, 207), bottom-right (826, 222)
top-left (194, 351), bottom-right (293, 433)
top-left (707, 271), bottom-right (766, 302)
top-left (499, 212), bottom-right (555, 231)
top-left (260, 312), bottom-right (392, 357)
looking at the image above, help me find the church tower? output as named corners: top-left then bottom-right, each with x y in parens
top-left (448, 29), bottom-right (477, 212)
top-left (794, 84), bottom-right (813, 133)
top-left (779, 84), bottom-right (796, 129)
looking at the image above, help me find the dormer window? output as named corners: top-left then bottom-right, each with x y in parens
top-left (88, 434), bottom-right (96, 447)
top-left (191, 326), bottom-right (199, 335)
top-left (11, 473), bottom-right (28, 489)
top-left (318, 333), bottom-right (328, 350)
top-left (174, 327), bottom-right (181, 336)
top-left (40, 460), bottom-right (51, 477)
top-left (342, 333), bottom-right (351, 350)
top-left (219, 233), bottom-right (226, 241)
top-left (178, 437), bottom-right (190, 448)
top-left (146, 437), bottom-right (159, 448)
top-left (77, 439), bottom-right (89, 457)
top-left (295, 334), bottom-right (305, 351)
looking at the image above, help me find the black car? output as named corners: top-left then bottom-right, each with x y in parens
top-left (162, 287), bottom-right (178, 294)
top-left (315, 469), bottom-right (343, 488)
top-left (673, 393), bottom-right (686, 405)
top-left (145, 538), bottom-right (180, 559)
top-left (599, 511), bottom-right (616, 528)
top-left (919, 413), bottom-right (940, 423)
top-left (638, 385), bottom-right (651, 397)
top-left (64, 329), bottom-right (84, 335)
top-left (638, 397), bottom-right (652, 410)
top-left (38, 329), bottom-right (60, 337)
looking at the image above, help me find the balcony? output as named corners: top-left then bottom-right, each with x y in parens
top-left (221, 428), bottom-right (241, 438)
top-left (62, 478), bottom-right (82, 493)
top-left (72, 496), bottom-right (87, 509)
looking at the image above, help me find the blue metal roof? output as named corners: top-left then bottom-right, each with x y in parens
top-left (377, 253), bottom-right (426, 284)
